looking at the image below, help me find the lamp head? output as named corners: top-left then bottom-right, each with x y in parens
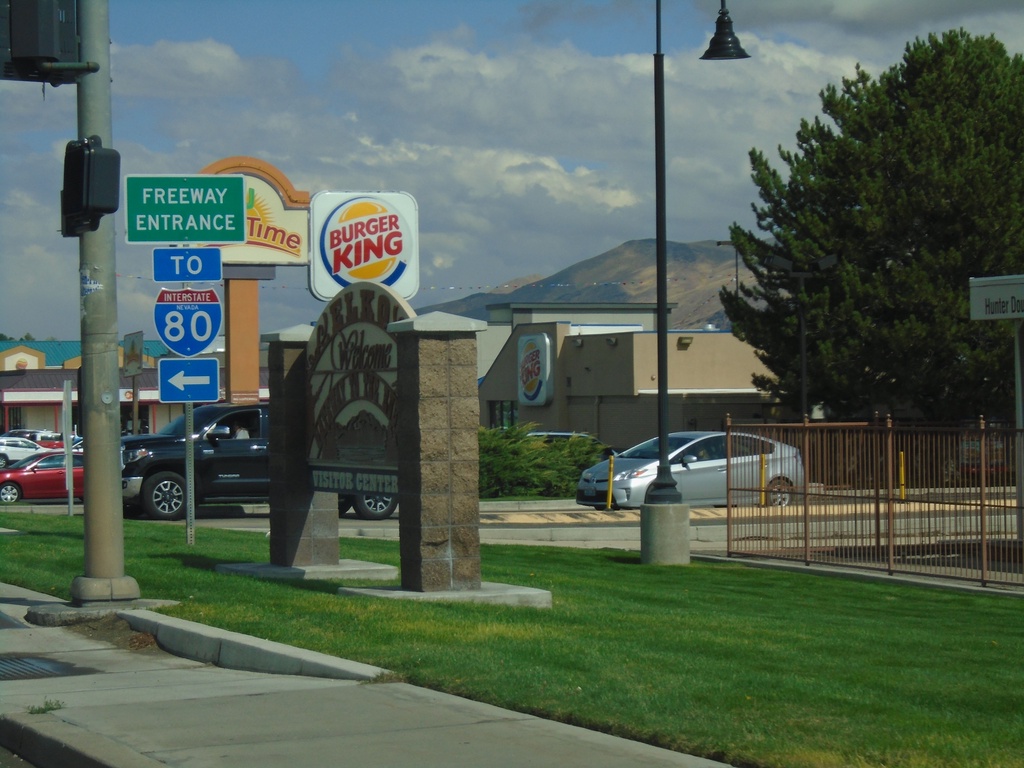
top-left (816, 254), bottom-right (839, 270)
top-left (700, 3), bottom-right (750, 60)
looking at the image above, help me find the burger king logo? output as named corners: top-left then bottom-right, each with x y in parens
top-left (520, 339), bottom-right (543, 402)
top-left (517, 334), bottom-right (552, 406)
top-left (310, 191), bottom-right (419, 301)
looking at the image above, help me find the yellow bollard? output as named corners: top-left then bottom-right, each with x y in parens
top-left (605, 454), bottom-right (615, 511)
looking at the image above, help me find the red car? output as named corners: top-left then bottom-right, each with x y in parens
top-left (0, 451), bottom-right (84, 503)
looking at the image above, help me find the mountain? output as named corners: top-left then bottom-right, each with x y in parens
top-left (417, 239), bottom-right (747, 330)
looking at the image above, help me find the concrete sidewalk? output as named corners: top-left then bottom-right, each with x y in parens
top-left (0, 584), bottom-right (733, 768)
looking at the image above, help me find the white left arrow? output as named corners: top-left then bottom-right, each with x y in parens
top-left (169, 370), bottom-right (210, 390)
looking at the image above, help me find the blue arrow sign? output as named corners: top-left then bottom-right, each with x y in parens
top-left (153, 247), bottom-right (222, 282)
top-left (158, 358), bottom-right (220, 403)
top-left (154, 287), bottom-right (223, 357)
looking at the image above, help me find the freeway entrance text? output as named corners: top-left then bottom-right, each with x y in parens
top-left (125, 175), bottom-right (246, 244)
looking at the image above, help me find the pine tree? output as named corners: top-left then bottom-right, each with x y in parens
top-left (721, 30), bottom-right (1024, 421)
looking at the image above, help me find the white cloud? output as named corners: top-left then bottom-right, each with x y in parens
top-left (3, 1), bottom-right (1022, 339)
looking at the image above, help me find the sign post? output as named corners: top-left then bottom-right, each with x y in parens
top-left (126, 198), bottom-right (230, 544)
top-left (63, 380), bottom-right (74, 517)
top-left (969, 275), bottom-right (1024, 539)
top-left (123, 331), bottom-right (144, 435)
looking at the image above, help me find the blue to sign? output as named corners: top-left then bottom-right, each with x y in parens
top-left (154, 287), bottom-right (223, 357)
top-left (153, 248), bottom-right (222, 282)
top-left (158, 358), bottom-right (220, 403)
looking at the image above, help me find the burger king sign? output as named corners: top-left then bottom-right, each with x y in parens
top-left (309, 191), bottom-right (419, 301)
top-left (517, 333), bottom-right (552, 406)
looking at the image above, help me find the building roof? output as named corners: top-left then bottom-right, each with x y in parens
top-left (0, 341), bottom-right (82, 366)
top-left (0, 340), bottom-right (169, 367)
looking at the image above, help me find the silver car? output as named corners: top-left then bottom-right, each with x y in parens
top-left (576, 431), bottom-right (803, 509)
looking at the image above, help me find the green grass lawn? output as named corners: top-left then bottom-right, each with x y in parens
top-left (2, 511), bottom-right (1023, 768)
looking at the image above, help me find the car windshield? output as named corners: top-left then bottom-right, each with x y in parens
top-left (157, 415), bottom-right (188, 437)
top-left (617, 434), bottom-right (694, 460)
top-left (7, 452), bottom-right (48, 469)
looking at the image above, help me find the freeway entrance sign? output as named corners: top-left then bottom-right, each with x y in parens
top-left (154, 287), bottom-right (222, 357)
top-left (158, 358), bottom-right (220, 403)
top-left (124, 175), bottom-right (246, 244)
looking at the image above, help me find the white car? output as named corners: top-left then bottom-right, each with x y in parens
top-left (0, 437), bottom-right (45, 468)
top-left (576, 431), bottom-right (803, 509)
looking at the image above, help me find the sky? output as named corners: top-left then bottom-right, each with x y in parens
top-left (3, 0), bottom-right (1024, 342)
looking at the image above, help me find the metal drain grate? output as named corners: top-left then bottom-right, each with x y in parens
top-left (0, 656), bottom-right (84, 681)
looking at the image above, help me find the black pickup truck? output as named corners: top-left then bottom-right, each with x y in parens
top-left (121, 403), bottom-right (397, 520)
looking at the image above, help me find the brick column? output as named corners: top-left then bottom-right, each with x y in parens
top-left (266, 333), bottom-right (339, 567)
top-left (392, 313), bottom-right (486, 592)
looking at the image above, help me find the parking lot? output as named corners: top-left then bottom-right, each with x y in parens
top-left (2, 499), bottom-right (730, 553)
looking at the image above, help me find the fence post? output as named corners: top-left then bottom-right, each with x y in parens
top-left (980, 416), bottom-right (989, 585)
top-left (1017, 424), bottom-right (1024, 545)
top-left (886, 415), bottom-right (895, 575)
top-left (725, 415), bottom-right (732, 554)
top-left (803, 416), bottom-right (811, 565)
top-left (873, 418), bottom-right (882, 560)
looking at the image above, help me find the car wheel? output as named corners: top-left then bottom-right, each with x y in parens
top-left (766, 477), bottom-right (794, 507)
top-left (0, 482), bottom-right (21, 503)
top-left (353, 493), bottom-right (398, 520)
top-left (0, 455), bottom-right (8, 469)
top-left (338, 495), bottom-right (353, 517)
top-left (123, 504), bottom-right (146, 519)
top-left (142, 471), bottom-right (186, 520)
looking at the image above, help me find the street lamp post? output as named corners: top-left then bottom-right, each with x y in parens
top-left (716, 239), bottom-right (739, 293)
top-left (763, 254), bottom-right (837, 418)
top-left (646, 1), bottom-right (749, 505)
top-left (797, 273), bottom-right (809, 417)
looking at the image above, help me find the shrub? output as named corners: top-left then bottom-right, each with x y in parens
top-left (478, 424), bottom-right (607, 498)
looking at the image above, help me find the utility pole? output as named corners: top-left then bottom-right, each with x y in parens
top-left (69, 0), bottom-right (140, 604)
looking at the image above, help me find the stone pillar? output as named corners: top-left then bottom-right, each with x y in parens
top-left (266, 333), bottom-right (339, 567)
top-left (392, 313), bottom-right (486, 592)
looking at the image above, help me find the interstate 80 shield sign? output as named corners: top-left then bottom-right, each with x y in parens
top-left (153, 287), bottom-right (223, 357)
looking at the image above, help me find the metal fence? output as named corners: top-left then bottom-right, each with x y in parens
top-left (725, 417), bottom-right (1024, 589)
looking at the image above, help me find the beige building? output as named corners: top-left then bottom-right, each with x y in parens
top-left (2, 303), bottom-right (780, 449)
top-left (477, 303), bottom-right (783, 451)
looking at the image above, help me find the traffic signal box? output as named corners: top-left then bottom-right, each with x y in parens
top-left (1, 0), bottom-right (80, 86)
top-left (3, 3), bottom-right (120, 235)
top-left (61, 135), bottom-right (120, 237)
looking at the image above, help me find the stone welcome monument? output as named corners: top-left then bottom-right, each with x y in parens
top-left (227, 281), bottom-right (550, 607)
top-left (218, 282), bottom-right (403, 580)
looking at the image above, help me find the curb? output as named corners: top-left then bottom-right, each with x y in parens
top-left (477, 499), bottom-right (579, 512)
top-left (118, 609), bottom-right (388, 680)
top-left (0, 713), bottom-right (165, 768)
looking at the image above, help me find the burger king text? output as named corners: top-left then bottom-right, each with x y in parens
top-left (329, 214), bottom-right (402, 273)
